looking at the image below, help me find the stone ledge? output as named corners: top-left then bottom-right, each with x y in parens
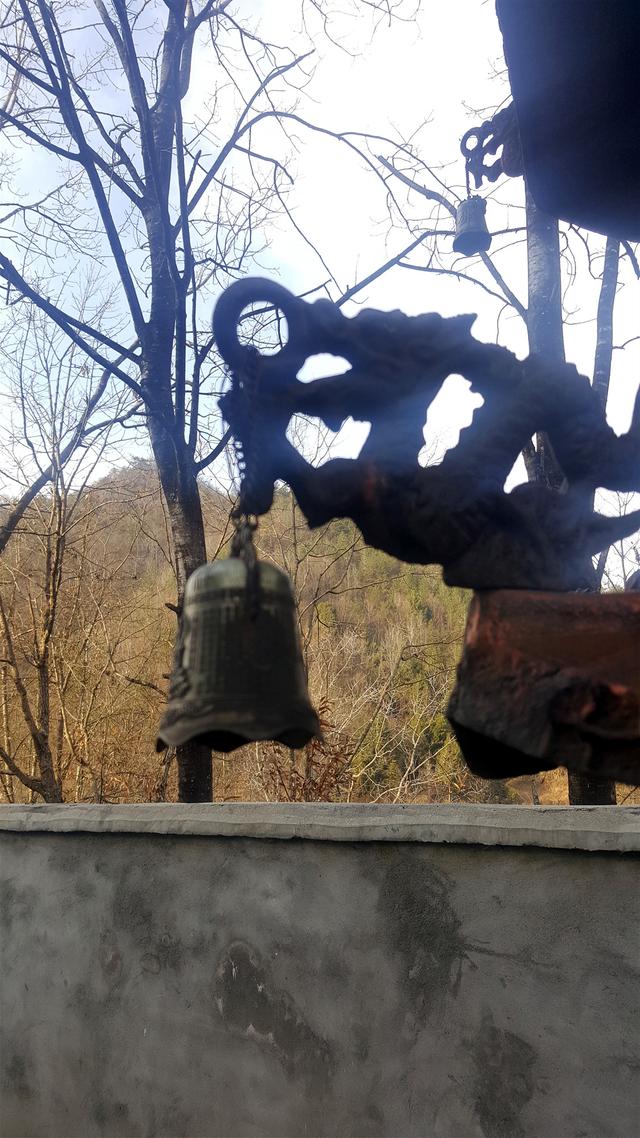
top-left (0, 803), bottom-right (638, 852)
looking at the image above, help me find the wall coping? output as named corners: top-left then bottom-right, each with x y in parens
top-left (0, 803), bottom-right (638, 852)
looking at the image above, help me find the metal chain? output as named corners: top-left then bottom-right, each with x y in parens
top-left (228, 347), bottom-right (263, 619)
top-left (229, 345), bottom-right (262, 519)
top-left (231, 515), bottom-right (260, 620)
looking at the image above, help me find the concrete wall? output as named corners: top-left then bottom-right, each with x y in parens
top-left (0, 803), bottom-right (638, 1138)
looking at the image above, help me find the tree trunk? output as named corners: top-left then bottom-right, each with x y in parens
top-left (566, 770), bottom-right (616, 805)
top-left (593, 239), bottom-right (620, 409)
top-left (567, 237), bottom-right (620, 809)
top-left (525, 183), bottom-right (616, 805)
top-left (146, 383), bottom-right (213, 803)
top-left (525, 183), bottom-right (566, 491)
top-left (177, 739), bottom-right (213, 802)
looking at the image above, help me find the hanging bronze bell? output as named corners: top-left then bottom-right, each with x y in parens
top-left (452, 195), bottom-right (492, 256)
top-left (157, 556), bottom-right (320, 753)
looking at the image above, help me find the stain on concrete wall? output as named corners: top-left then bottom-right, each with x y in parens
top-left (214, 941), bottom-right (334, 1092)
top-left (0, 827), bottom-right (638, 1138)
top-left (375, 851), bottom-right (469, 1024)
top-left (473, 1009), bottom-right (536, 1138)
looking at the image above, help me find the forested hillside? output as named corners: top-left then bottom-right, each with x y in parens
top-left (0, 461), bottom-right (583, 806)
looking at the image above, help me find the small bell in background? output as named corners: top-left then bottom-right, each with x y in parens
top-left (452, 195), bottom-right (492, 256)
top-left (157, 521), bottom-right (321, 754)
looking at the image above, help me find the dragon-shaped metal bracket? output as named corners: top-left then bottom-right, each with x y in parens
top-left (213, 278), bottom-right (640, 786)
top-left (214, 277), bottom-right (640, 593)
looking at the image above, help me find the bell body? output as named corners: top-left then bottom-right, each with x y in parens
top-left (157, 558), bottom-right (320, 753)
top-left (452, 196), bottom-right (492, 256)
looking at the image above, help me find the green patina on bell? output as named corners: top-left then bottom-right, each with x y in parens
top-left (157, 555), bottom-right (320, 753)
top-left (453, 195), bottom-right (492, 256)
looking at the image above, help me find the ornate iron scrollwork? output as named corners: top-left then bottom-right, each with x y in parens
top-left (214, 278), bottom-right (640, 594)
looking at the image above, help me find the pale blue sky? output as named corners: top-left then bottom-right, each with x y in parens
top-left (1, 0), bottom-right (638, 498)
top-left (188, 0), bottom-right (639, 464)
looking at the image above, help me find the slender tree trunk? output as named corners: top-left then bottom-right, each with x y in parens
top-left (145, 364), bottom-right (213, 803)
top-left (593, 239), bottom-right (620, 408)
top-left (525, 184), bottom-right (616, 805)
top-left (567, 237), bottom-right (620, 807)
top-left (566, 768), bottom-right (616, 805)
top-left (156, 463), bottom-right (212, 803)
top-left (591, 238), bottom-right (621, 590)
top-left (139, 170), bottom-right (214, 803)
top-left (525, 183), bottom-right (566, 490)
top-left (176, 740), bottom-right (212, 802)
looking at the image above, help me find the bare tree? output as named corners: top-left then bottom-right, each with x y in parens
top-left (0, 305), bottom-right (174, 802)
top-left (0, 0), bottom-right (417, 799)
top-left (0, 299), bottom-right (136, 556)
top-left (0, 465), bottom-right (171, 803)
top-left (0, 411), bottom-right (111, 800)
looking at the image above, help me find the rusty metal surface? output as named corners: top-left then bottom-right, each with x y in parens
top-left (448, 590), bottom-right (640, 785)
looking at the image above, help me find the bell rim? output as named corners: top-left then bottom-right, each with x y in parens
top-left (157, 706), bottom-right (321, 752)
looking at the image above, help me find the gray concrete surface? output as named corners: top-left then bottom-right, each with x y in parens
top-left (2, 802), bottom-right (639, 850)
top-left (0, 805), bottom-right (638, 1138)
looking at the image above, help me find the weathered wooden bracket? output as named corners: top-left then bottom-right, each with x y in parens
top-left (213, 278), bottom-right (640, 783)
top-left (449, 590), bottom-right (640, 786)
